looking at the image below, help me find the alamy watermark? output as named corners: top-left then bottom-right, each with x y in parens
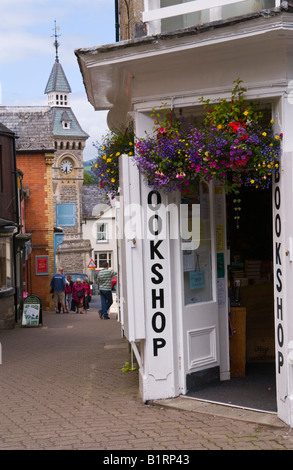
top-left (92, 197), bottom-right (201, 246)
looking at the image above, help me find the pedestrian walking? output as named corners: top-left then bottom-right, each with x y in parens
top-left (97, 262), bottom-right (116, 319)
top-left (65, 275), bottom-right (73, 313)
top-left (50, 267), bottom-right (66, 313)
top-left (83, 278), bottom-right (91, 311)
top-left (72, 278), bottom-right (86, 314)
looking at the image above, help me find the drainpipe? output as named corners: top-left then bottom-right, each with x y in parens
top-left (115, 0), bottom-right (120, 42)
top-left (12, 136), bottom-right (21, 322)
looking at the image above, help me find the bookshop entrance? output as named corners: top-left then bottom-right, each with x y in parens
top-left (226, 186), bottom-right (276, 411)
top-left (188, 185), bottom-right (276, 412)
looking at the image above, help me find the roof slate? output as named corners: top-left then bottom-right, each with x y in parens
top-left (44, 61), bottom-right (72, 94)
top-left (52, 107), bottom-right (89, 138)
top-left (0, 106), bottom-right (55, 152)
top-left (82, 185), bottom-right (110, 218)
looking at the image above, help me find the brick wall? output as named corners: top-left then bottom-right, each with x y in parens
top-left (17, 152), bottom-right (55, 311)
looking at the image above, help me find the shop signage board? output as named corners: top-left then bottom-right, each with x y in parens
top-left (22, 295), bottom-right (42, 327)
top-left (35, 256), bottom-right (49, 275)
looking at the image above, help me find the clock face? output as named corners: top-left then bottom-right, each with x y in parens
top-left (60, 159), bottom-right (73, 174)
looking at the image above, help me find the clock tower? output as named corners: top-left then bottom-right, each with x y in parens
top-left (45, 23), bottom-right (91, 272)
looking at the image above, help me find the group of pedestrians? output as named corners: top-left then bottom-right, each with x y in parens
top-left (50, 268), bottom-right (91, 314)
top-left (50, 263), bottom-right (116, 318)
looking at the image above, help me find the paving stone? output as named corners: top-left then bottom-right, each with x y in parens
top-left (1, 304), bottom-right (293, 452)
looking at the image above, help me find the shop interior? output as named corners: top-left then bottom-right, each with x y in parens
top-left (188, 185), bottom-right (277, 412)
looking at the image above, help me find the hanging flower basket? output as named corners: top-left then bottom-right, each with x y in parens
top-left (135, 79), bottom-right (282, 195)
top-left (92, 80), bottom-right (282, 199)
top-left (92, 127), bottom-right (134, 197)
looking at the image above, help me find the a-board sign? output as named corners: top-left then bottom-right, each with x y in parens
top-left (22, 295), bottom-right (42, 327)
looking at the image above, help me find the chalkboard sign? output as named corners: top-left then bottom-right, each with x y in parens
top-left (22, 295), bottom-right (42, 327)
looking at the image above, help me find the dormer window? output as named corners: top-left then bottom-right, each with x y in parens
top-left (61, 111), bottom-right (71, 130)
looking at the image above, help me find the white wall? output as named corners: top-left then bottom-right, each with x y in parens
top-left (82, 206), bottom-right (118, 280)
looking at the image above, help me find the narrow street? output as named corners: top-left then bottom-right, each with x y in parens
top-left (1, 296), bottom-right (293, 454)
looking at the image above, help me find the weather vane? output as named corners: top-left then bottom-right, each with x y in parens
top-left (52, 20), bottom-right (61, 62)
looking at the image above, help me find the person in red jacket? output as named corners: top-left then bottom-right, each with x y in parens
top-left (72, 278), bottom-right (86, 314)
top-left (83, 278), bottom-right (91, 311)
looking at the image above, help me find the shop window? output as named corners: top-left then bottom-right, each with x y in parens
top-left (181, 180), bottom-right (213, 305)
top-left (0, 238), bottom-right (13, 291)
top-left (222, 0), bottom-right (275, 19)
top-left (160, 0), bottom-right (209, 33)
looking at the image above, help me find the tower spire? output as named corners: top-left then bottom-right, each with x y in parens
top-left (52, 20), bottom-right (61, 63)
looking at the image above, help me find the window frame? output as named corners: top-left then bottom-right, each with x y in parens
top-left (96, 222), bottom-right (109, 243)
top-left (56, 202), bottom-right (76, 227)
top-left (94, 251), bottom-right (112, 269)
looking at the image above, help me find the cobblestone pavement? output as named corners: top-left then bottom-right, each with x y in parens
top-left (1, 302), bottom-right (293, 452)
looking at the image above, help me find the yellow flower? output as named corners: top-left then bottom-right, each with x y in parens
top-left (270, 143), bottom-right (273, 147)
top-left (217, 125), bottom-right (222, 129)
top-left (101, 173), bottom-right (104, 177)
top-left (116, 152), bottom-right (120, 157)
top-left (250, 179), bottom-right (255, 184)
top-left (262, 132), bottom-right (267, 137)
top-left (111, 178), bottom-right (115, 183)
top-left (107, 158), bottom-right (112, 163)
top-left (102, 146), bottom-right (105, 150)
top-left (270, 120), bottom-right (274, 124)
top-left (102, 155), bottom-right (107, 160)
top-left (275, 135), bottom-right (280, 140)
top-left (243, 111), bottom-right (249, 116)
top-left (129, 152), bottom-right (133, 156)
top-left (129, 142), bottom-right (133, 146)
top-left (95, 163), bottom-right (98, 168)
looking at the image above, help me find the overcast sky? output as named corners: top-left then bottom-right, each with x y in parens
top-left (0, 0), bottom-right (116, 161)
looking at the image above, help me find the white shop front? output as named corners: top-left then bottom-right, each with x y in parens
top-left (76, 11), bottom-right (293, 426)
